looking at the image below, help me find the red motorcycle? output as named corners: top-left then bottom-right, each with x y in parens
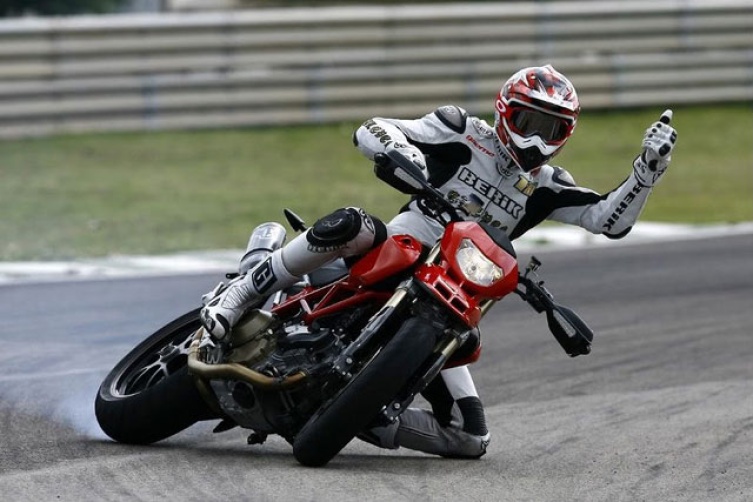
top-left (95, 150), bottom-right (593, 467)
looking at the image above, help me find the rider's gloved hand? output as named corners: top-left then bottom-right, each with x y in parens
top-left (632, 109), bottom-right (678, 187)
top-left (389, 142), bottom-right (427, 176)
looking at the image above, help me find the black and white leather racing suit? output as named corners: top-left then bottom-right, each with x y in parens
top-left (340, 105), bottom-right (657, 458)
top-left (355, 105), bottom-right (653, 245)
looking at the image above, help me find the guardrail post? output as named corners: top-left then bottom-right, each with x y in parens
top-left (306, 65), bottom-right (325, 124)
top-left (142, 75), bottom-right (159, 129)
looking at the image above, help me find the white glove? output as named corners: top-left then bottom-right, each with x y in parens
top-left (633, 109), bottom-right (678, 187)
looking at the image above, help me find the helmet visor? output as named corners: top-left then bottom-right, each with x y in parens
top-left (509, 107), bottom-right (572, 143)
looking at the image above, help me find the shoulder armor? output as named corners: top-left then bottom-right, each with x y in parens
top-left (551, 166), bottom-right (576, 187)
top-left (434, 105), bottom-right (468, 134)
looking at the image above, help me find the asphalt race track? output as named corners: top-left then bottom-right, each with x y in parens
top-left (1, 232), bottom-right (752, 501)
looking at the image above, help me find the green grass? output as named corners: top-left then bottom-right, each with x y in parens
top-left (0, 103), bottom-right (751, 261)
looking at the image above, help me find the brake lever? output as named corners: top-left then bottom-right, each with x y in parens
top-left (515, 256), bottom-right (554, 313)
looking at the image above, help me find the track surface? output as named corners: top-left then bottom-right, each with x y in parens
top-left (1, 233), bottom-right (752, 501)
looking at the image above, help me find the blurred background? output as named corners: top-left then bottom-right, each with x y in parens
top-left (0, 0), bottom-right (751, 260)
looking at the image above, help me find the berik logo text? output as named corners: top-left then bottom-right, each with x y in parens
top-left (458, 167), bottom-right (523, 218)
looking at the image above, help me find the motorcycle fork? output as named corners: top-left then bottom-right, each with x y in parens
top-left (379, 326), bottom-right (468, 423)
top-left (331, 281), bottom-right (414, 379)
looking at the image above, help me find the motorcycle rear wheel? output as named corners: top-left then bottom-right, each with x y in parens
top-left (95, 308), bottom-right (218, 444)
top-left (292, 316), bottom-right (439, 467)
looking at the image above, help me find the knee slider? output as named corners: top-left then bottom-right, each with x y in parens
top-left (308, 208), bottom-right (363, 251)
top-left (307, 208), bottom-right (386, 252)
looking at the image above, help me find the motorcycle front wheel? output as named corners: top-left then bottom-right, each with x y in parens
top-left (292, 316), bottom-right (440, 467)
top-left (95, 308), bottom-right (219, 444)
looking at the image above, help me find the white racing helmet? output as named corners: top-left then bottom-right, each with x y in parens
top-left (494, 65), bottom-right (580, 172)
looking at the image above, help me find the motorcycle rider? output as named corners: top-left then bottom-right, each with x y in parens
top-left (200, 64), bottom-right (678, 458)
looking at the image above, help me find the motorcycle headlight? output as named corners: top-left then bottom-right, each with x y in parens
top-left (455, 239), bottom-right (504, 287)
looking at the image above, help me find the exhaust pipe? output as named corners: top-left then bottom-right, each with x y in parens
top-left (187, 328), bottom-right (307, 390)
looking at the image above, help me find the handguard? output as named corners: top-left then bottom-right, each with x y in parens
top-left (373, 151), bottom-right (426, 195)
top-left (516, 257), bottom-right (594, 357)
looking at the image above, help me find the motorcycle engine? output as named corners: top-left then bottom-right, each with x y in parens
top-left (210, 305), bottom-right (377, 438)
top-left (210, 322), bottom-right (348, 437)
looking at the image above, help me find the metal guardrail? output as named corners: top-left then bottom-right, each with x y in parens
top-left (0, 0), bottom-right (751, 137)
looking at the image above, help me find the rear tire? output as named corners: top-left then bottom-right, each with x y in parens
top-left (292, 317), bottom-right (439, 467)
top-left (95, 309), bottom-right (219, 444)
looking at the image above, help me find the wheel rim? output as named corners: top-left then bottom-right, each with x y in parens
top-left (111, 321), bottom-right (199, 397)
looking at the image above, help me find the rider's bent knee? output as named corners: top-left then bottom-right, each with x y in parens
top-left (307, 207), bottom-right (386, 256)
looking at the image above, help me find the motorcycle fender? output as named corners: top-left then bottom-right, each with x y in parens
top-left (350, 235), bottom-right (423, 286)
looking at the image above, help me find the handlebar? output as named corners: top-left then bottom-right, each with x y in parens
top-left (375, 150), bottom-right (464, 224)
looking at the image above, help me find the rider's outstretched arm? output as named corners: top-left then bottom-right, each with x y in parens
top-left (512, 110), bottom-right (678, 240)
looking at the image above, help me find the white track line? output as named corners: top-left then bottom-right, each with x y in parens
top-left (2, 222), bottom-right (751, 285)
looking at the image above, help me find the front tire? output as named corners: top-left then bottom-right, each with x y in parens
top-left (292, 317), bottom-right (440, 467)
top-left (95, 308), bottom-right (219, 444)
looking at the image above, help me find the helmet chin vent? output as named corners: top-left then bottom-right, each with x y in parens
top-left (512, 144), bottom-right (552, 172)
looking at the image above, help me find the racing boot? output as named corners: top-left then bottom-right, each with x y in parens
top-left (200, 250), bottom-right (298, 340)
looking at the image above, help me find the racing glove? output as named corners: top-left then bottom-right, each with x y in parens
top-left (632, 109), bottom-right (677, 187)
top-left (389, 142), bottom-right (427, 177)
